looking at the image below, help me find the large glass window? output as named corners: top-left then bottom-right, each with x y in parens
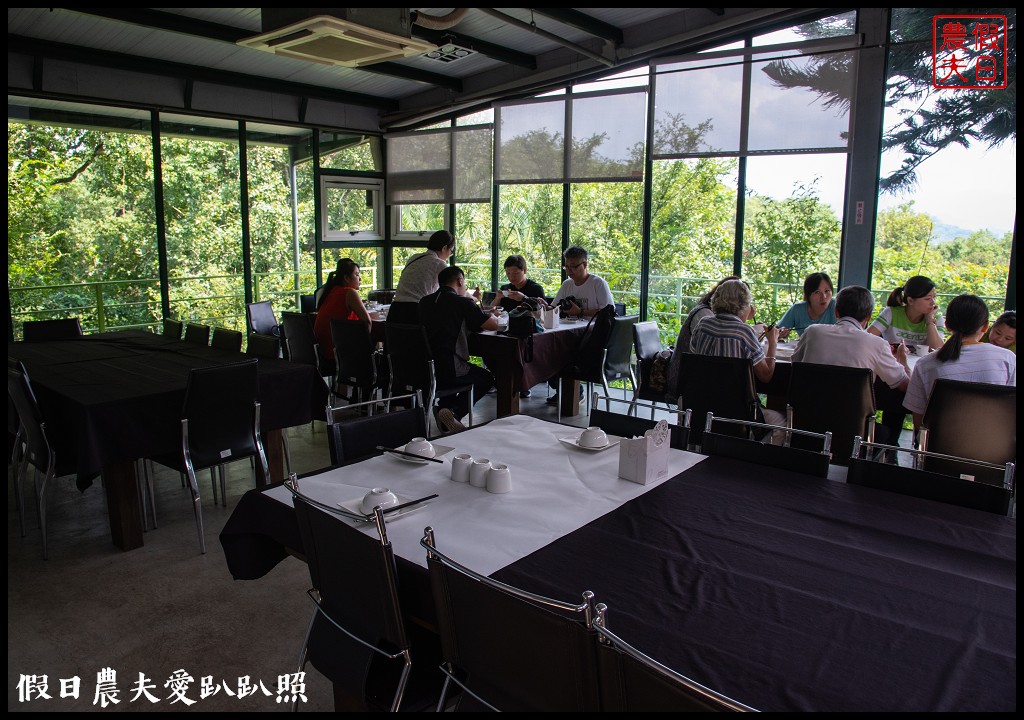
top-left (872, 8), bottom-right (1016, 315)
top-left (497, 184), bottom-right (563, 295)
top-left (161, 114), bottom-right (244, 331)
top-left (8, 105), bottom-right (158, 337)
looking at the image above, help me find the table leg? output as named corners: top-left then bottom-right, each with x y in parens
top-left (560, 379), bottom-right (582, 418)
top-left (263, 428), bottom-right (286, 485)
top-left (494, 369), bottom-right (520, 418)
top-left (102, 461), bottom-right (145, 551)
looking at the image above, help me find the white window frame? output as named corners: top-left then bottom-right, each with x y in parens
top-left (320, 176), bottom-right (383, 243)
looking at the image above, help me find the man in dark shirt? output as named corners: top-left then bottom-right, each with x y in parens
top-left (419, 265), bottom-right (500, 423)
top-left (497, 254), bottom-right (546, 312)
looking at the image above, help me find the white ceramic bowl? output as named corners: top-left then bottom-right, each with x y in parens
top-left (579, 426), bottom-right (609, 448)
top-left (360, 487), bottom-right (399, 514)
top-left (404, 437), bottom-right (435, 459)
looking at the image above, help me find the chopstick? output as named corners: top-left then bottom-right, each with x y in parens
top-left (376, 446), bottom-right (444, 463)
top-left (381, 494), bottom-right (439, 515)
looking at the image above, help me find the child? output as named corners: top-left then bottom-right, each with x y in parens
top-left (983, 310), bottom-right (1016, 353)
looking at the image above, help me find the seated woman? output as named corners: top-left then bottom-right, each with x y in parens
top-left (497, 254), bottom-right (545, 311)
top-left (689, 279), bottom-right (786, 433)
top-left (313, 258), bottom-right (372, 361)
top-left (777, 272), bottom-right (837, 338)
top-left (983, 310), bottom-right (1016, 354)
top-left (867, 275), bottom-right (945, 351)
top-left (903, 294), bottom-right (1016, 428)
top-left (666, 275), bottom-right (738, 395)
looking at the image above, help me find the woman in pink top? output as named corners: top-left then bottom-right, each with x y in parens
top-left (313, 258), bottom-right (372, 360)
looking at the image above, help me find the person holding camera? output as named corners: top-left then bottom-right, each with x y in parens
top-left (550, 246), bottom-right (613, 319)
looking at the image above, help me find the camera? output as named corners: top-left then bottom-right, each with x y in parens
top-left (557, 296), bottom-right (578, 312)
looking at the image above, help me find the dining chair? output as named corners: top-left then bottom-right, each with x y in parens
top-left (211, 326), bottom-right (243, 353)
top-left (587, 393), bottom-right (690, 450)
top-left (162, 318), bottom-right (184, 339)
top-left (915, 379), bottom-right (1015, 486)
top-left (299, 294), bottom-right (317, 314)
top-left (8, 358), bottom-right (31, 539)
top-left (557, 314), bottom-right (638, 423)
top-left (384, 323), bottom-right (473, 437)
top-left (7, 361), bottom-right (78, 559)
top-left (330, 318), bottom-right (383, 405)
top-left (675, 354), bottom-right (760, 446)
top-left (629, 320), bottom-right (671, 416)
top-left (244, 332), bottom-right (281, 359)
top-left (849, 437), bottom-right (1014, 515)
top-left (421, 528), bottom-right (602, 712)
top-left (786, 362), bottom-right (875, 465)
top-left (281, 311), bottom-right (329, 378)
top-left (22, 318), bottom-right (83, 342)
top-left (287, 478), bottom-right (439, 712)
top-left (593, 603), bottom-right (758, 712)
top-left (245, 300), bottom-right (280, 338)
top-left (700, 413), bottom-right (832, 478)
top-left (325, 392), bottom-right (426, 467)
top-left (183, 322), bottom-right (211, 346)
top-left (151, 359), bottom-right (268, 553)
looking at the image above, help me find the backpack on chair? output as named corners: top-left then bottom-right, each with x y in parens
top-left (564, 304), bottom-right (617, 379)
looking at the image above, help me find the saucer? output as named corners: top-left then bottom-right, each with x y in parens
top-left (337, 493), bottom-right (434, 520)
top-left (558, 436), bottom-right (619, 452)
top-left (385, 444), bottom-right (454, 464)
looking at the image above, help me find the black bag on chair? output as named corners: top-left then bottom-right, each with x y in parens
top-left (564, 304), bottom-right (617, 379)
top-left (506, 306), bottom-right (543, 361)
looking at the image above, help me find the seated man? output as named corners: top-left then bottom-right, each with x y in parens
top-left (419, 265), bottom-right (500, 426)
top-left (791, 285), bottom-right (911, 445)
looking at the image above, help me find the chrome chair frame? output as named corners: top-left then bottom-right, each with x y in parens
top-left (593, 603), bottom-right (758, 712)
top-left (286, 476), bottom-right (412, 713)
top-left (587, 392), bottom-right (690, 450)
top-left (421, 527), bottom-right (598, 712)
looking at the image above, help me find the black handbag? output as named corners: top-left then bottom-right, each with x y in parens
top-left (505, 306), bottom-right (543, 361)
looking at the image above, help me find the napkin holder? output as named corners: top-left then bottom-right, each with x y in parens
top-left (618, 420), bottom-right (670, 485)
top-left (535, 305), bottom-right (560, 329)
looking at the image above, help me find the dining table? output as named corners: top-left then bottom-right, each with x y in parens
top-left (8, 330), bottom-right (329, 551)
top-left (219, 414), bottom-right (1015, 712)
top-left (468, 319), bottom-right (588, 417)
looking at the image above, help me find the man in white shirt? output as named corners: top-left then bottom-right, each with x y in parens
top-left (551, 246), bottom-right (614, 319)
top-left (791, 285), bottom-right (911, 444)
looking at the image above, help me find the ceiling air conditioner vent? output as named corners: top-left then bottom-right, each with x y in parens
top-left (237, 15), bottom-right (436, 68)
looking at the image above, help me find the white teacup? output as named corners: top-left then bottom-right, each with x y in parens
top-left (470, 458), bottom-right (491, 487)
top-left (404, 437), bottom-right (435, 459)
top-left (451, 453), bottom-right (473, 483)
top-left (360, 487), bottom-right (399, 514)
top-left (579, 426), bottom-right (608, 448)
top-left (486, 464), bottom-right (512, 494)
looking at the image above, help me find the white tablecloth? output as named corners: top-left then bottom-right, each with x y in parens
top-left (266, 415), bottom-right (706, 574)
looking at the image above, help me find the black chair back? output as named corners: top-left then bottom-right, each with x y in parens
top-left (594, 605), bottom-right (757, 712)
top-left (676, 354), bottom-right (758, 445)
top-left (700, 414), bottom-right (832, 478)
top-left (422, 530), bottom-right (601, 712)
top-left (787, 362), bottom-right (875, 465)
top-left (848, 440), bottom-right (1013, 515)
top-left (384, 323), bottom-right (435, 400)
top-left (181, 359), bottom-right (264, 472)
top-left (588, 406), bottom-right (689, 450)
top-left (326, 394), bottom-right (426, 467)
top-left (163, 318), bottom-right (183, 339)
top-left (331, 318), bottom-right (378, 403)
top-left (245, 300), bottom-right (280, 337)
top-left (244, 333), bottom-right (281, 358)
top-left (299, 294), bottom-right (317, 314)
top-left (211, 327), bottom-right (243, 353)
top-left (183, 323), bottom-right (210, 345)
top-left (604, 315), bottom-right (638, 382)
top-left (632, 321), bottom-right (667, 405)
top-left (920, 379), bottom-right (1015, 484)
top-left (291, 490), bottom-right (412, 711)
top-left (22, 318), bottom-right (83, 342)
top-left (281, 311), bottom-right (324, 371)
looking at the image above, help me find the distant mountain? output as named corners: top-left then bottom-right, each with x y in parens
top-left (929, 218), bottom-right (979, 244)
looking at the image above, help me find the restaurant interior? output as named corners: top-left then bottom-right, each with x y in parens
top-left (8, 7), bottom-right (1016, 713)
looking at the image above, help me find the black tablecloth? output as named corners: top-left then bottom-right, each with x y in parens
top-left (9, 331), bottom-right (329, 488)
top-left (492, 455), bottom-right (1016, 712)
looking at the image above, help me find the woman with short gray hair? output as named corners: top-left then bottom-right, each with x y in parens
top-left (690, 279), bottom-right (786, 431)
